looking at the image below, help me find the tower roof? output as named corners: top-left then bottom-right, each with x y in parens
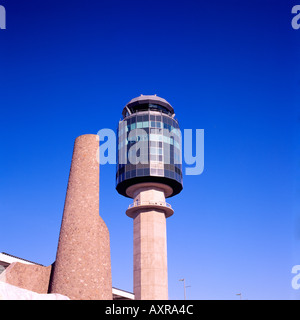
top-left (122, 95), bottom-right (174, 118)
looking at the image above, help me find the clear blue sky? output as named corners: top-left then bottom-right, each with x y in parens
top-left (0, 0), bottom-right (299, 300)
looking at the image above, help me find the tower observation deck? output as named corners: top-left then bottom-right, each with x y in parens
top-left (116, 95), bottom-right (183, 300)
top-left (116, 95), bottom-right (183, 199)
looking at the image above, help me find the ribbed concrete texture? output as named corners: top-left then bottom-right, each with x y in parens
top-left (49, 134), bottom-right (112, 300)
top-left (131, 187), bottom-right (169, 300)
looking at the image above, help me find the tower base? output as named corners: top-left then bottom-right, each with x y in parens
top-left (126, 184), bottom-right (172, 300)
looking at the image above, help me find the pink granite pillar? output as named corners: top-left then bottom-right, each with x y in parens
top-left (49, 134), bottom-right (112, 300)
top-left (126, 186), bottom-right (173, 300)
top-left (133, 209), bottom-right (168, 300)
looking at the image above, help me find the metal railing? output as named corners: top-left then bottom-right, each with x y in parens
top-left (128, 200), bottom-right (172, 209)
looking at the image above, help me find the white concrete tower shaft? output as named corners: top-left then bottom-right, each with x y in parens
top-left (126, 183), bottom-right (173, 300)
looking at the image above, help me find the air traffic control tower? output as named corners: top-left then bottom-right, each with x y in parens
top-left (116, 95), bottom-right (183, 300)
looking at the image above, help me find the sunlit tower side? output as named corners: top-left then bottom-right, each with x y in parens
top-left (116, 95), bottom-right (183, 300)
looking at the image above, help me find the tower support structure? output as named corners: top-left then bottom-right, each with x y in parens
top-left (126, 183), bottom-right (173, 300)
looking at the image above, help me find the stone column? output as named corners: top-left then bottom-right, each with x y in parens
top-left (49, 134), bottom-right (112, 300)
top-left (127, 186), bottom-right (172, 300)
